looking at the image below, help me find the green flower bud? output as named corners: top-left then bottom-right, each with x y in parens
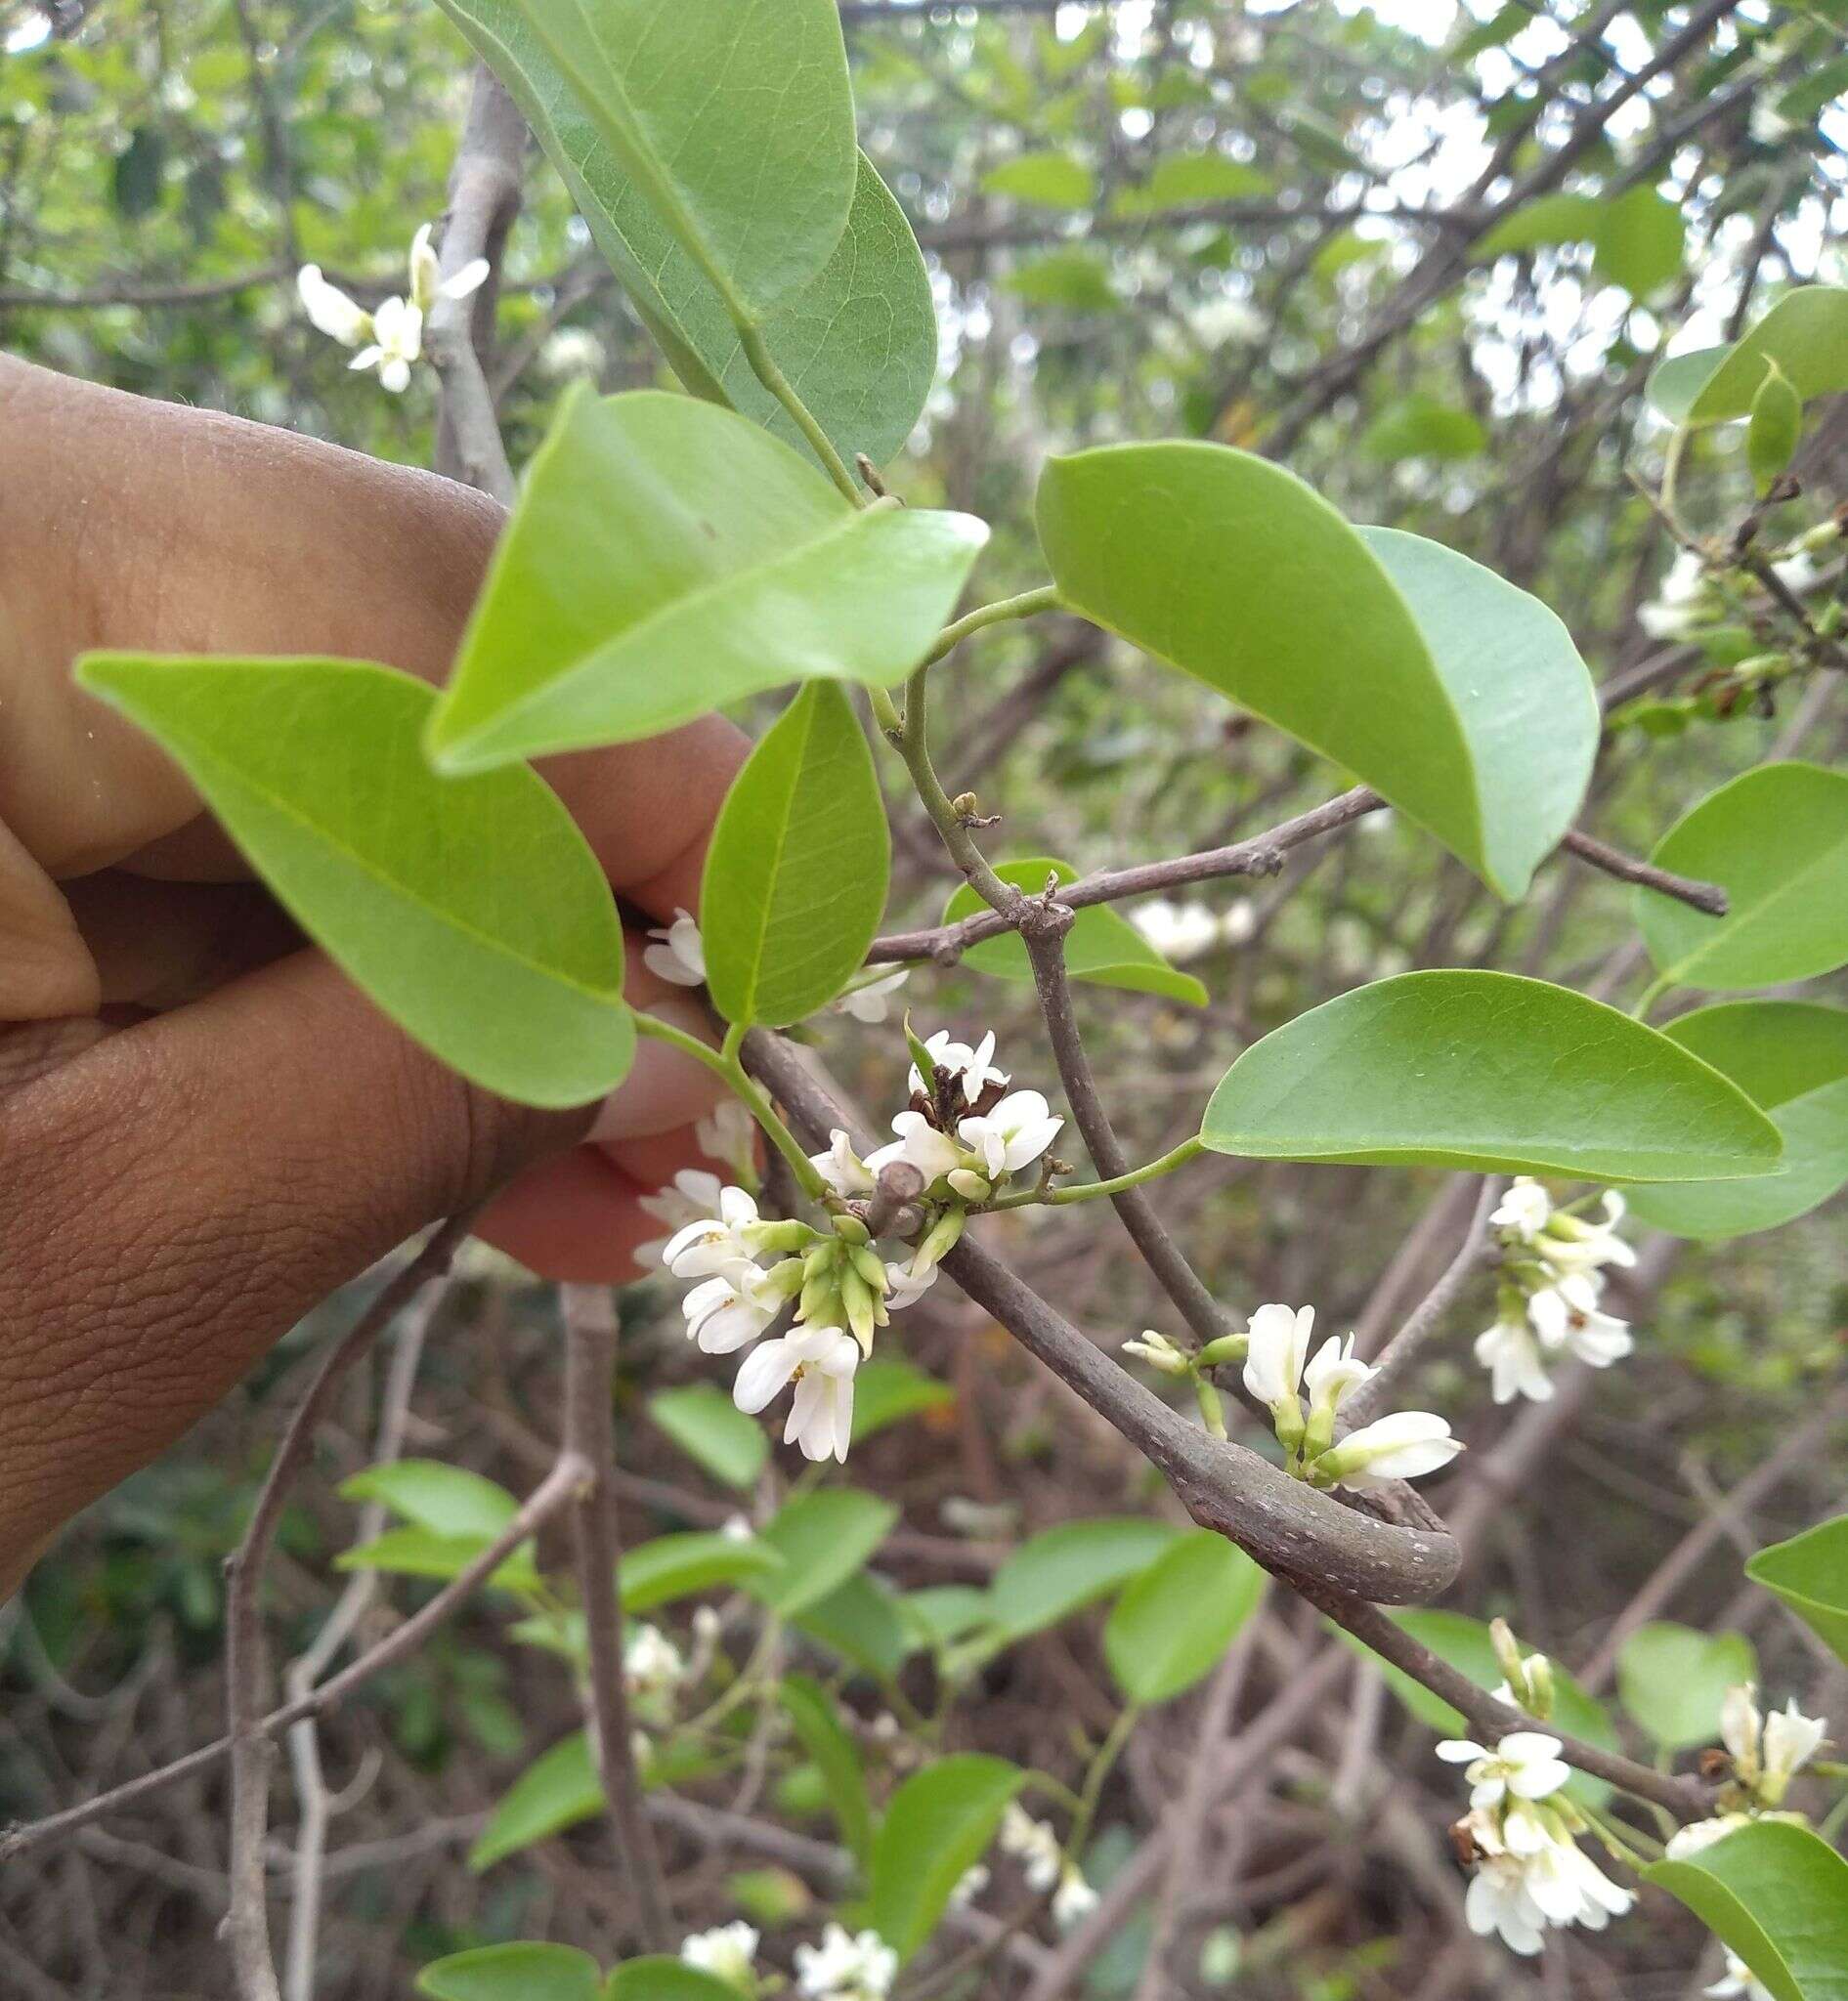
top-left (946, 1168), bottom-right (992, 1204)
top-left (1195, 1333), bottom-right (1249, 1370)
top-left (831, 1213), bottom-right (872, 1246)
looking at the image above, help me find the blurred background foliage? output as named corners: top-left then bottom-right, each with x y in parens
top-left (3, 1), bottom-right (1847, 1995)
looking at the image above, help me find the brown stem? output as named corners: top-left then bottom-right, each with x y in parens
top-left (1561, 829), bottom-right (1728, 916)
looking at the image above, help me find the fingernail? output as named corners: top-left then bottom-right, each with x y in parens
top-left (587, 1000), bottom-right (720, 1143)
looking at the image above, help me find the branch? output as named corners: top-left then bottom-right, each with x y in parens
top-left (1561, 829), bottom-right (1728, 915)
top-left (559, 1284), bottom-right (674, 1950)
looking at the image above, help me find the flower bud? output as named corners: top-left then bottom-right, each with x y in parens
top-left (951, 791), bottom-right (979, 818)
top-left (1195, 1332), bottom-right (1249, 1370)
top-left (849, 1244), bottom-right (889, 1292)
top-left (748, 1218), bottom-right (823, 1256)
top-left (910, 1205), bottom-right (967, 1277)
top-left (1490, 1618), bottom-right (1526, 1696)
top-left (831, 1213), bottom-right (872, 1245)
top-left (839, 1266), bottom-right (879, 1350)
top-left (1122, 1331), bottom-right (1191, 1378)
top-left (946, 1168), bottom-right (993, 1204)
top-left (1194, 1377), bottom-right (1227, 1440)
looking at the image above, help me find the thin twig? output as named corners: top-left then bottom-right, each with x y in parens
top-left (1561, 830), bottom-right (1728, 915)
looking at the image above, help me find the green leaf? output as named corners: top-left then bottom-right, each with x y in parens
top-left (1646, 1820), bottom-right (1848, 2001)
top-left (1103, 1531), bottom-right (1265, 1705)
top-left (1616, 1622), bottom-right (1757, 1752)
top-left (1746, 1515), bottom-right (1848, 1667)
top-left (1748, 361), bottom-right (1804, 494)
top-left (75, 656), bottom-right (633, 1110)
top-left (1627, 1003), bottom-right (1848, 1240)
top-left (339, 1461), bottom-right (519, 1541)
top-left (336, 1527), bottom-right (540, 1595)
top-left (868, 1755), bottom-right (1024, 1964)
top-left (986, 1517), bottom-right (1184, 1642)
top-left (620, 1530), bottom-right (785, 1611)
top-left (748, 1489), bottom-right (898, 1618)
top-left (1202, 970), bottom-right (1782, 1182)
top-left (782, 1673), bottom-right (875, 1868)
top-left (470, 1730), bottom-right (602, 1868)
top-left (1648, 345), bottom-right (1733, 425)
top-left (1003, 247), bottom-right (1121, 313)
top-left (1037, 446), bottom-right (1594, 898)
top-left (605, 1958), bottom-right (750, 2001)
top-left (1474, 190), bottom-right (1600, 257)
top-left (1109, 152), bottom-right (1271, 215)
top-left (1360, 394), bottom-right (1487, 463)
top-left (702, 683), bottom-right (890, 1027)
top-left (851, 1356), bottom-right (956, 1441)
top-left (648, 1384), bottom-right (769, 1491)
top-left (1356, 1608), bottom-right (1618, 1809)
top-left (942, 859), bottom-right (1207, 1006)
top-left (1682, 286), bottom-right (1848, 425)
top-left (1637, 764), bottom-right (1848, 991)
top-left (902, 1587), bottom-right (994, 1650)
top-left (444, 0), bottom-right (854, 319)
top-left (427, 392), bottom-right (986, 773)
top-left (1358, 528), bottom-right (1599, 899)
top-left (417, 1942), bottom-right (603, 2001)
top-left (980, 150), bottom-right (1096, 209)
top-left (1591, 186), bottom-right (1683, 298)
top-left (794, 1570), bottom-right (912, 1685)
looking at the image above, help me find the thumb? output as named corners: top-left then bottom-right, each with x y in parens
top-left (0, 947), bottom-right (586, 1584)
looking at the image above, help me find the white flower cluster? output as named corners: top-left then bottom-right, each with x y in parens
top-left (296, 223), bottom-right (489, 392)
top-left (1439, 1729), bottom-right (1635, 1956)
top-left (679, 1921), bottom-right (759, 1990)
top-left (1667, 1682), bottom-right (1829, 1857)
top-left (1001, 1803), bottom-right (1098, 1927)
top-left (794, 1923), bottom-right (897, 2000)
top-left (1476, 1179), bottom-right (1634, 1406)
top-left (1244, 1304), bottom-right (1462, 1487)
top-left (1129, 895), bottom-right (1255, 963)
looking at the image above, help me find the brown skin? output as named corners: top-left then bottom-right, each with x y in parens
top-left (0, 355), bottom-right (748, 1597)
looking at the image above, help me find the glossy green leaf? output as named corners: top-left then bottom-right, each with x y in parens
top-left (1038, 447), bottom-right (1594, 898)
top-left (620, 1530), bottom-right (784, 1612)
top-left (1591, 186), bottom-right (1683, 298)
top-left (987, 1517), bottom-right (1184, 1643)
top-left (428, 392), bottom-right (986, 773)
top-left (1110, 152), bottom-right (1271, 215)
top-left (1203, 971), bottom-right (1781, 1182)
top-left (441, 0), bottom-right (854, 319)
top-left (1637, 765), bottom-right (1848, 991)
top-left (748, 1489), bottom-right (898, 1619)
top-left (869, 1755), bottom-right (1024, 1963)
top-left (76, 656), bottom-right (632, 1109)
top-left (416, 1942), bottom-right (602, 2001)
top-left (782, 1673), bottom-right (875, 1868)
top-left (1358, 528), bottom-right (1598, 898)
top-left (1356, 1607), bottom-right (1618, 1809)
top-left (1748, 362), bottom-right (1804, 494)
top-left (471, 1730), bottom-right (602, 1868)
top-left (981, 150), bottom-right (1096, 209)
top-left (1627, 1003), bottom-right (1848, 1240)
top-left (1683, 286), bottom-right (1848, 425)
top-left (1647, 1820), bottom-right (1848, 2001)
top-left (336, 1526), bottom-right (540, 1595)
top-left (339, 1461), bottom-right (518, 1541)
top-left (1103, 1531), bottom-right (1265, 1705)
top-left (943, 859), bottom-right (1207, 1006)
top-left (1746, 1515), bottom-right (1848, 1666)
top-left (1475, 189), bottom-right (1599, 257)
top-left (702, 683), bottom-right (890, 1027)
top-left (851, 1356), bottom-right (955, 1441)
top-left (605, 1958), bottom-right (748, 2001)
top-left (1616, 1622), bottom-right (1757, 1752)
top-left (647, 1384), bottom-right (770, 1491)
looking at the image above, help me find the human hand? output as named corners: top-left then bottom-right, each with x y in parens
top-left (0, 355), bottom-right (745, 1591)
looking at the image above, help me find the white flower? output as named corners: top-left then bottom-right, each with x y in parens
top-left (1242, 1302), bottom-right (1314, 1409)
top-left (349, 294), bottom-right (423, 394)
top-left (1641, 549), bottom-right (1716, 641)
top-left (1723, 1682), bottom-right (1765, 1782)
top-left (663, 1186), bottom-right (762, 1277)
top-left (1476, 1304), bottom-right (1555, 1405)
top-left (682, 1261), bottom-right (788, 1354)
top-left (1519, 1835), bottom-right (1634, 1932)
top-left (1710, 1951), bottom-right (1776, 2000)
top-left (1772, 548), bottom-right (1824, 596)
top-left (910, 1029), bottom-right (1009, 1099)
top-left (719, 1512), bottom-right (753, 1543)
top-left (1466, 1854), bottom-right (1548, 1955)
top-left (623, 1623), bottom-right (685, 1701)
top-left (298, 223), bottom-right (488, 395)
top-left (1437, 1731), bottom-right (1570, 1810)
top-left (1123, 1330), bottom-right (1192, 1378)
top-left (949, 1862), bottom-right (990, 1909)
top-left (1001, 1803), bottom-right (1063, 1892)
top-left (636, 1168), bottom-right (726, 1268)
top-left (957, 1088), bottom-right (1063, 1181)
top-left (1762, 1698), bottom-right (1827, 1800)
top-left (644, 907), bottom-right (706, 987)
top-left (835, 968), bottom-right (910, 1024)
top-left (680, 1921), bottom-right (758, 1987)
top-left (883, 1259), bottom-right (937, 1310)
top-left (1302, 1331), bottom-right (1374, 1417)
top-left (1534, 1192), bottom-right (1636, 1277)
top-left (297, 264), bottom-right (371, 347)
top-left (1491, 1177), bottom-right (1554, 1238)
top-left (811, 1128), bottom-right (877, 1198)
top-left (1130, 897), bottom-right (1225, 961)
top-left (540, 326), bottom-right (605, 378)
top-left (865, 1110), bottom-right (964, 1188)
top-left (1053, 1865), bottom-right (1099, 1927)
top-left (1666, 1812), bottom-right (1754, 1860)
top-left (697, 1098), bottom-right (758, 1182)
top-left (1315, 1409), bottom-right (1463, 1487)
top-left (733, 1325), bottom-right (859, 1463)
top-left (1526, 1272), bottom-right (1633, 1368)
top-left (794, 1923), bottom-right (897, 2001)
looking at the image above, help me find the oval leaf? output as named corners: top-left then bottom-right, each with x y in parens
top-left (943, 859), bottom-right (1207, 1005)
top-left (782, 1673), bottom-right (875, 1868)
top-left (1201, 970), bottom-right (1783, 1182)
top-left (1746, 1515), bottom-right (1848, 1667)
top-left (470, 1731), bottom-right (602, 1869)
top-left (336, 1527), bottom-right (540, 1595)
top-left (428, 392), bottom-right (986, 772)
top-left (747, 1489), bottom-right (898, 1619)
top-left (76, 654), bottom-right (632, 1109)
top-left (1684, 285), bottom-right (1848, 424)
top-left (1103, 1530), bottom-right (1265, 1705)
top-left (339, 1461), bottom-right (519, 1540)
top-left (851, 1355), bottom-right (955, 1442)
top-left (1038, 446), bottom-right (1590, 898)
top-left (620, 1530), bottom-right (784, 1612)
top-left (702, 682), bottom-right (890, 1026)
top-left (986, 1517), bottom-right (1184, 1644)
top-left (1749, 362), bottom-right (1804, 494)
top-left (1591, 185), bottom-right (1683, 299)
top-left (1637, 764), bottom-right (1848, 992)
top-left (1616, 1622), bottom-right (1757, 1753)
top-left (1627, 1003), bottom-right (1848, 1241)
top-left (868, 1755), bottom-right (1024, 1964)
top-left (648, 1384), bottom-right (769, 1491)
top-left (981, 150), bottom-right (1096, 209)
top-left (417, 1943), bottom-right (602, 2001)
top-left (605, 1959), bottom-right (750, 2001)
top-left (1646, 1820), bottom-right (1848, 2001)
top-left (793, 1571), bottom-right (911, 1685)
